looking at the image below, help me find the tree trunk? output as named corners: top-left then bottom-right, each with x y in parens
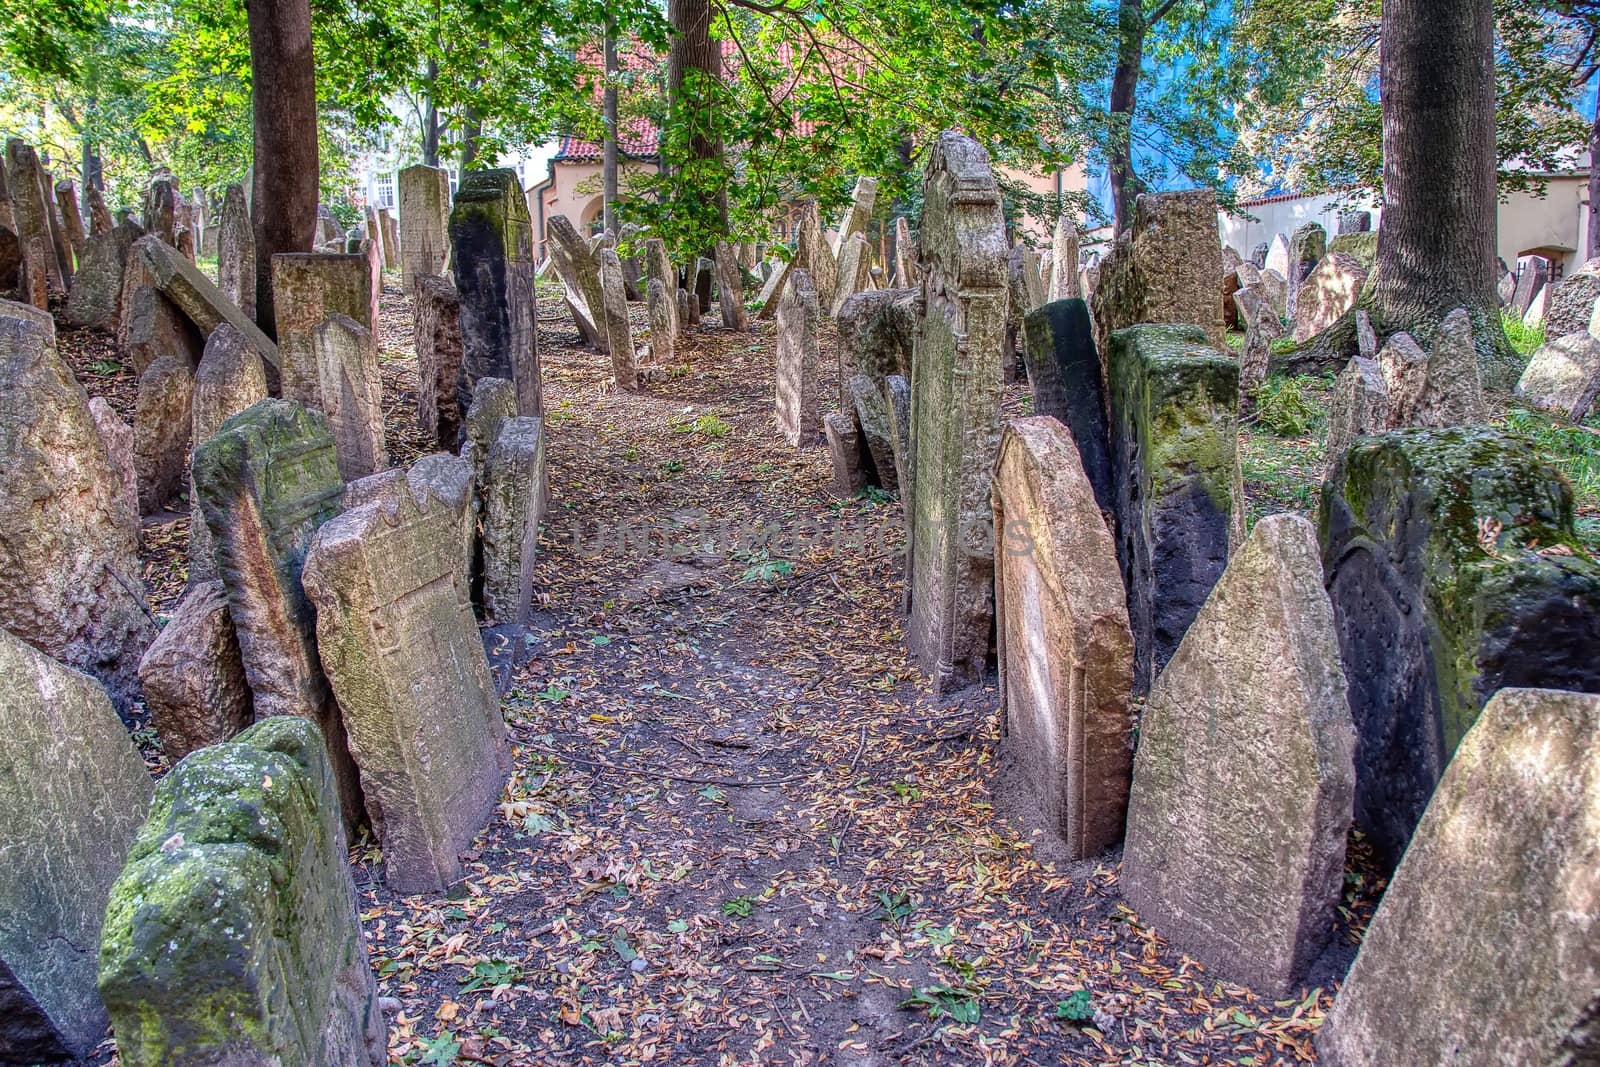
top-left (1368, 0), bottom-right (1497, 332)
top-left (1108, 0), bottom-right (1144, 238)
top-left (1588, 88), bottom-right (1600, 261)
top-left (460, 106), bottom-right (482, 171)
top-left (422, 59), bottom-right (441, 168)
top-left (602, 21), bottom-right (619, 235)
top-left (668, 0), bottom-right (728, 231)
top-left (246, 0), bottom-right (319, 337)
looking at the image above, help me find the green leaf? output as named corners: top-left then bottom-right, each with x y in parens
top-left (1056, 990), bottom-right (1094, 1022)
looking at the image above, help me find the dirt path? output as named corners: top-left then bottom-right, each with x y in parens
top-left (354, 286), bottom-right (1359, 1067)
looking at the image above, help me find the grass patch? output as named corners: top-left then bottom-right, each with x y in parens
top-left (1252, 375), bottom-right (1327, 437)
top-left (1500, 406), bottom-right (1600, 554)
top-left (1501, 309), bottom-right (1545, 359)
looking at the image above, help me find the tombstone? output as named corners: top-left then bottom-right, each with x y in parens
top-left (478, 417), bottom-right (545, 626)
top-left (793, 200), bottom-right (838, 309)
top-left (54, 179), bottom-right (86, 263)
top-left (1496, 267), bottom-right (1516, 307)
top-left (544, 216), bottom-right (606, 351)
top-left (0, 628), bottom-right (153, 1062)
top-left (1317, 687), bottom-right (1600, 1067)
top-left (137, 579), bottom-right (253, 759)
top-left (89, 397), bottom-right (140, 536)
top-left (1512, 258), bottom-right (1548, 315)
top-left (1517, 331), bottom-right (1600, 420)
top-left (680, 284), bottom-right (697, 327)
top-left (397, 164), bottom-right (450, 290)
top-left (992, 417), bottom-right (1132, 858)
top-left (1523, 283), bottom-right (1548, 327)
top-left (1263, 233), bottom-right (1290, 279)
top-left (1325, 356), bottom-right (1389, 464)
top-left (847, 373), bottom-right (897, 491)
top-left (450, 170), bottom-right (541, 418)
top-left (1019, 299), bottom-right (1113, 516)
top-left (133, 354), bottom-right (195, 513)
top-left (714, 240), bottom-right (750, 330)
top-left (304, 457), bottom-right (511, 893)
top-left (117, 250), bottom-right (205, 375)
top-left (643, 237), bottom-right (679, 338)
top-left (1354, 308), bottom-right (1377, 360)
top-left (830, 176), bottom-right (878, 256)
top-left (904, 131), bottom-right (1008, 694)
top-left (1047, 215), bottom-right (1080, 300)
top-left (217, 183), bottom-right (255, 320)
top-left (646, 277), bottom-right (675, 365)
top-left (1291, 250), bottom-right (1367, 342)
top-left (883, 374), bottom-right (912, 503)
top-left (461, 376), bottom-right (517, 476)
top-left (754, 256), bottom-right (792, 320)
top-left (894, 215), bottom-right (917, 288)
top-left (376, 206), bottom-right (398, 268)
top-left (188, 324), bottom-right (269, 585)
top-left (831, 232), bottom-right (871, 318)
top-left (362, 205), bottom-right (385, 268)
top-left (1250, 241), bottom-right (1269, 268)
top-left (311, 314), bottom-right (388, 480)
top-left (1281, 222), bottom-right (1326, 321)
top-left (64, 218), bottom-right (140, 329)
top-left (1412, 307), bottom-right (1487, 427)
top-left (4, 140), bottom-right (60, 300)
top-left (1540, 257), bottom-right (1600, 339)
top-left (134, 234), bottom-right (278, 366)
top-left (775, 268), bottom-right (821, 447)
top-left (99, 716), bottom-right (386, 1067)
top-left (191, 399), bottom-right (365, 834)
top-left (618, 222), bottom-right (646, 300)
top-left (38, 169), bottom-right (73, 288)
top-left (1124, 514), bottom-right (1354, 994)
top-left (0, 300), bottom-right (154, 708)
top-left (1336, 209), bottom-right (1371, 235)
top-left (272, 252), bottom-right (378, 407)
top-left (823, 411), bottom-right (869, 496)
top-left (414, 273), bottom-right (466, 446)
top-left (1107, 324), bottom-right (1241, 695)
top-left (1319, 427), bottom-right (1600, 868)
top-left (1237, 297), bottom-right (1283, 411)
top-left (836, 287), bottom-right (916, 406)
top-left (143, 177), bottom-right (178, 247)
top-left (1257, 266), bottom-right (1288, 319)
top-left (85, 181), bottom-right (113, 235)
top-left (1327, 230), bottom-right (1377, 272)
top-left (598, 246), bottom-right (639, 389)
top-left (1377, 330), bottom-right (1428, 428)
top-left (1090, 189), bottom-right (1225, 349)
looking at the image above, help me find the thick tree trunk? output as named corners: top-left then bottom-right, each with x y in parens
top-left (422, 60), bottom-right (441, 168)
top-left (603, 21), bottom-right (619, 235)
top-left (1368, 0), bottom-right (1497, 331)
top-left (1588, 90), bottom-right (1600, 261)
top-left (246, 0), bottom-right (319, 337)
top-left (668, 0), bottom-right (728, 230)
top-left (1108, 0), bottom-right (1144, 238)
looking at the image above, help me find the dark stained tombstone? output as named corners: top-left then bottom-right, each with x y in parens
top-left (1019, 298), bottom-right (1113, 516)
top-left (450, 169), bottom-right (541, 419)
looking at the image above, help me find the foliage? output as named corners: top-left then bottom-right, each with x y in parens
top-left (1252, 375), bottom-right (1325, 437)
top-left (1055, 990), bottom-right (1095, 1023)
top-left (1501, 309), bottom-right (1547, 358)
top-left (1501, 407), bottom-right (1600, 551)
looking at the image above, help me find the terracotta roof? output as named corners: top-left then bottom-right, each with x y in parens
top-left (554, 116), bottom-right (661, 163)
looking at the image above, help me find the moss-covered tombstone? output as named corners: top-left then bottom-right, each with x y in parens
top-left (1106, 323), bottom-right (1243, 694)
top-left (99, 716), bottom-right (386, 1067)
top-left (1319, 426), bottom-right (1600, 868)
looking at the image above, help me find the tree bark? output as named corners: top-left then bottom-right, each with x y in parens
top-left (1108, 0), bottom-right (1145, 238)
top-left (603, 20), bottom-right (619, 235)
top-left (1588, 88), bottom-right (1600, 261)
top-left (460, 105), bottom-right (482, 171)
top-left (1368, 0), bottom-right (1497, 331)
top-left (245, 0), bottom-right (319, 337)
top-left (422, 59), bottom-right (441, 168)
top-left (668, 0), bottom-right (729, 230)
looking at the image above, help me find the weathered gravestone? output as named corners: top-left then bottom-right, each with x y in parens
top-left (1377, 330), bottom-right (1428, 429)
top-left (545, 215), bottom-right (608, 351)
top-left (1317, 687), bottom-right (1600, 1067)
top-left (137, 579), bottom-right (253, 760)
top-left (1019, 299), bottom-right (1113, 516)
top-left (479, 417), bottom-right (546, 626)
top-left (0, 299), bottom-right (154, 710)
top-left (99, 716), bottom-right (386, 1067)
top-left (0, 628), bottom-right (152, 1062)
top-left (133, 354), bottom-right (195, 513)
top-left (894, 215), bottom-right (917, 288)
top-left (461, 377), bottom-right (517, 476)
top-left (992, 417), bottom-right (1132, 859)
top-left (1517, 331), bottom-right (1600, 421)
top-left (793, 200), bottom-right (838, 309)
top-left (192, 399), bottom-right (365, 834)
top-left (1123, 514), bottom-right (1354, 994)
top-left (1512, 258), bottom-right (1548, 316)
top-left (1107, 324), bottom-right (1241, 695)
top-left (84, 182), bottom-right (113, 236)
top-left (272, 252), bottom-right (378, 407)
top-left (1325, 356), bottom-right (1389, 466)
top-left (143, 177), bottom-right (178, 247)
top-left (755, 256), bottom-right (792, 320)
top-left (89, 396), bottom-right (140, 535)
top-left (188, 324), bottom-right (269, 585)
top-left (836, 287), bottom-right (916, 406)
top-left (823, 411), bottom-right (870, 496)
top-left (216, 183), bottom-right (255, 320)
top-left (643, 238), bottom-right (679, 339)
top-left (304, 457), bottom-right (510, 894)
top-left (1327, 230), bottom-right (1377, 272)
top-left (118, 249), bottom-right (204, 375)
top-left (1291, 250), bottom-right (1367, 342)
top-left (904, 131), bottom-right (1008, 693)
top-left (399, 164), bottom-right (451, 291)
top-left (415, 273), bottom-right (466, 446)
top-left (599, 246), bottom-right (639, 389)
top-left (378, 207), bottom-right (399, 267)
top-left (831, 233), bottom-right (872, 318)
top-left (1540, 257), bottom-right (1600, 340)
top-left (775, 268), bottom-right (821, 447)
top-left (5, 140), bottom-right (61, 296)
top-left (883, 374), bottom-right (912, 501)
top-left (64, 219), bottom-right (140, 329)
top-left (1319, 427), bottom-right (1600, 868)
top-left (1412, 307), bottom-right (1488, 428)
top-left (1283, 221), bottom-right (1326, 321)
top-left (847, 373), bottom-right (898, 491)
top-left (830, 176), bottom-right (878, 256)
top-left (1091, 189), bottom-right (1224, 349)
top-left (647, 278), bottom-right (676, 365)
top-left (311, 313), bottom-right (388, 481)
top-left (54, 179), bottom-right (86, 264)
top-left (1048, 215), bottom-right (1080, 300)
top-left (451, 169), bottom-right (541, 418)
top-left (134, 234), bottom-right (277, 367)
top-left (714, 240), bottom-right (750, 330)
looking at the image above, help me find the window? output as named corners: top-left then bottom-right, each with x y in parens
top-left (375, 173), bottom-right (396, 209)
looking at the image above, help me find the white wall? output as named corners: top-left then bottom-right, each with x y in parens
top-left (1220, 190), bottom-right (1382, 260)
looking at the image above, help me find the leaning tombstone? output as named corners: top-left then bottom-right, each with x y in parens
top-left (830, 176), bottom-right (878, 256)
top-left (188, 323), bottom-right (269, 584)
top-left (414, 273), bottom-right (466, 446)
top-left (823, 411), bottom-right (869, 496)
top-left (1291, 250), bottom-right (1367, 341)
top-left (133, 234), bottom-right (277, 367)
top-left (137, 579), bottom-right (253, 759)
top-left (451, 169), bottom-right (541, 417)
top-left (992, 417), bottom-right (1132, 859)
top-left (133, 353), bottom-right (195, 514)
top-left (1090, 189), bottom-right (1224, 349)
top-left (311, 313), bottom-right (388, 480)
top-left (1540, 258), bottom-right (1600, 339)
top-left (793, 199), bottom-right (838, 308)
top-left (545, 215), bottom-right (608, 351)
top-left (1316, 687), bottom-right (1600, 1067)
top-left (85, 181), bottom-right (114, 236)
top-left (98, 716), bottom-right (387, 1067)
top-left (775, 267), bottom-right (821, 447)
top-left (643, 237), bottom-right (679, 338)
top-left (1019, 299), bottom-right (1112, 514)
top-left (599, 246), bottom-right (639, 389)
top-left (1123, 514), bottom-right (1354, 994)
top-left (399, 164), bottom-right (451, 291)
top-left (1516, 331), bottom-right (1600, 421)
top-left (904, 131), bottom-right (1008, 693)
top-left (479, 417), bottom-right (546, 625)
top-left (831, 232), bottom-right (871, 318)
top-left (1283, 221), bottom-right (1326, 321)
top-left (5, 140), bottom-right (59, 302)
top-left (0, 627), bottom-right (153, 1062)
top-left (1319, 427), bottom-right (1600, 868)
top-left (714, 240), bottom-right (750, 330)
top-left (54, 178), bottom-right (86, 262)
top-left (304, 457), bottom-right (511, 894)
top-left (0, 299), bottom-right (154, 709)
top-left (1324, 356), bottom-right (1389, 465)
top-left (1107, 324), bottom-right (1241, 694)
top-left (1047, 215), bottom-right (1080, 300)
